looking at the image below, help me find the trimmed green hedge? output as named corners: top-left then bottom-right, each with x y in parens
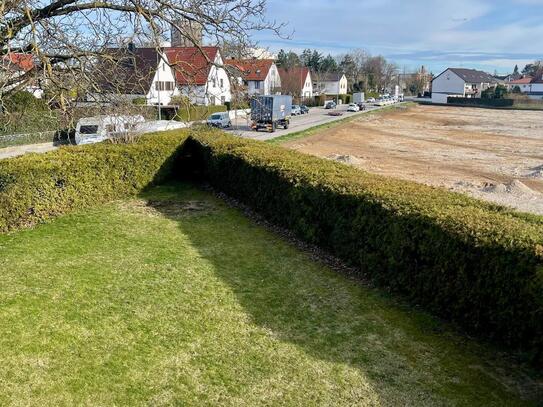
top-left (185, 130), bottom-right (543, 362)
top-left (0, 130), bottom-right (189, 232)
top-left (175, 105), bottom-right (227, 122)
top-left (447, 97), bottom-right (514, 107)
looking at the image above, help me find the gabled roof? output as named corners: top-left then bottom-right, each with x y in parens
top-left (95, 47), bottom-right (162, 95)
top-left (509, 77), bottom-right (533, 85)
top-left (316, 72), bottom-right (345, 82)
top-left (2, 53), bottom-right (34, 72)
top-left (447, 68), bottom-right (495, 84)
top-left (165, 47), bottom-right (219, 86)
top-left (225, 59), bottom-right (274, 81)
top-left (277, 67), bottom-right (310, 92)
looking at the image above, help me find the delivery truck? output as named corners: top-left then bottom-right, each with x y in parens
top-left (250, 95), bottom-right (292, 132)
top-left (353, 92), bottom-right (365, 104)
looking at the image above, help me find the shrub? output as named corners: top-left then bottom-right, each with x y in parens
top-left (184, 130), bottom-right (543, 362)
top-left (447, 97), bottom-right (514, 107)
top-left (0, 130), bottom-right (189, 232)
top-left (132, 97), bottom-right (147, 105)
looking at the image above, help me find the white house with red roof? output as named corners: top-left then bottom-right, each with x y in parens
top-left (226, 59), bottom-right (281, 96)
top-left (507, 74), bottom-right (543, 99)
top-left (1, 53), bottom-right (44, 98)
top-left (166, 46), bottom-right (231, 106)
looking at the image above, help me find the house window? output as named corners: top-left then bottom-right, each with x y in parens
top-left (221, 96), bottom-right (225, 104)
top-left (254, 81), bottom-right (260, 89)
top-left (210, 96), bottom-right (216, 105)
top-left (156, 81), bottom-right (174, 91)
top-left (220, 78), bottom-right (224, 88)
top-left (212, 78), bottom-right (216, 87)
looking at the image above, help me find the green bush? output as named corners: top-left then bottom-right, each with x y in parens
top-left (185, 130), bottom-right (543, 362)
top-left (132, 97), bottom-right (147, 105)
top-left (0, 130), bottom-right (189, 232)
top-left (175, 105), bottom-right (227, 122)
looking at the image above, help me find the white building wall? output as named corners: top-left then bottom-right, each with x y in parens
top-left (302, 72), bottom-right (313, 98)
top-left (431, 69), bottom-right (465, 103)
top-left (146, 55), bottom-right (178, 105)
top-left (204, 53), bottom-right (232, 105)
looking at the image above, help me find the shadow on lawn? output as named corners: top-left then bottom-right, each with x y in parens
top-left (142, 183), bottom-right (542, 406)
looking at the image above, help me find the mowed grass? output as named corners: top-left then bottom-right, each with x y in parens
top-left (0, 183), bottom-right (539, 406)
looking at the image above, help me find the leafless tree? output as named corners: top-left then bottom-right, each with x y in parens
top-left (1, 0), bottom-right (284, 116)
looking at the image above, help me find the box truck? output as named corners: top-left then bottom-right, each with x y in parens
top-left (353, 92), bottom-right (365, 104)
top-left (250, 95), bottom-right (292, 132)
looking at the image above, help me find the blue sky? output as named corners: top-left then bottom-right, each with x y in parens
top-left (253, 0), bottom-right (543, 74)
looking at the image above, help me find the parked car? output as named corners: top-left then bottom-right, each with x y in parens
top-left (300, 105), bottom-right (309, 114)
top-left (347, 103), bottom-right (360, 112)
top-left (366, 97), bottom-right (376, 103)
top-left (207, 112), bottom-right (232, 128)
top-left (327, 111), bottom-right (343, 116)
top-left (291, 104), bottom-right (302, 115)
top-left (325, 101), bottom-right (337, 109)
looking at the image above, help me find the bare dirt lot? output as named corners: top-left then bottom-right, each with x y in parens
top-left (284, 104), bottom-right (543, 215)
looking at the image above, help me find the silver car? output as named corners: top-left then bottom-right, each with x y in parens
top-left (207, 112), bottom-right (232, 128)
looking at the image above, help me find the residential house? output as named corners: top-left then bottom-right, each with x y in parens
top-left (90, 46), bottom-right (178, 105)
top-left (431, 68), bottom-right (496, 104)
top-left (507, 74), bottom-right (543, 99)
top-left (313, 73), bottom-right (348, 96)
top-left (226, 59), bottom-right (281, 96)
top-left (1, 53), bottom-right (43, 98)
top-left (277, 67), bottom-right (313, 99)
top-left (506, 76), bottom-right (533, 93)
top-left (166, 46), bottom-right (231, 106)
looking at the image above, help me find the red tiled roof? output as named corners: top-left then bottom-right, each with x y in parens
top-left (3, 53), bottom-right (34, 71)
top-left (277, 67), bottom-right (310, 92)
top-left (225, 59), bottom-right (274, 81)
top-left (165, 47), bottom-right (219, 85)
top-left (509, 77), bottom-right (533, 85)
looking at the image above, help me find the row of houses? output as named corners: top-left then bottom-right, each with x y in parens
top-left (99, 45), bottom-right (349, 106)
top-left (3, 46), bottom-right (349, 107)
top-left (431, 67), bottom-right (543, 104)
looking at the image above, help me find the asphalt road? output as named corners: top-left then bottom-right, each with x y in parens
top-left (0, 102), bottom-right (398, 160)
top-left (225, 103), bottom-right (385, 141)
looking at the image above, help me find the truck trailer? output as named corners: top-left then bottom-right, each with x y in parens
top-left (353, 92), bottom-right (365, 104)
top-left (250, 95), bottom-right (292, 132)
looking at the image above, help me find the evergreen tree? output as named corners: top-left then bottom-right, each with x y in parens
top-left (320, 54), bottom-right (338, 72)
top-left (276, 49), bottom-right (288, 67)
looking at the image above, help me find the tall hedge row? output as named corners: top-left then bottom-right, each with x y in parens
top-left (0, 130), bottom-right (189, 232)
top-left (185, 130), bottom-right (543, 361)
top-left (447, 97), bottom-right (514, 107)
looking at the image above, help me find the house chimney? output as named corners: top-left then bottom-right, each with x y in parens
top-left (127, 42), bottom-right (136, 53)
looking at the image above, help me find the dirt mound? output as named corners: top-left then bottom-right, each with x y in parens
top-left (482, 180), bottom-right (539, 197)
top-left (327, 154), bottom-right (363, 165)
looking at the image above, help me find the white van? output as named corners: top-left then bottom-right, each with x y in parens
top-left (206, 112), bottom-right (231, 128)
top-left (74, 115), bottom-right (145, 145)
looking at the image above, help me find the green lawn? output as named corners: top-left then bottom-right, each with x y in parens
top-left (0, 183), bottom-right (539, 406)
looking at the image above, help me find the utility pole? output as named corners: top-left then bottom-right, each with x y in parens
top-left (157, 52), bottom-right (162, 120)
